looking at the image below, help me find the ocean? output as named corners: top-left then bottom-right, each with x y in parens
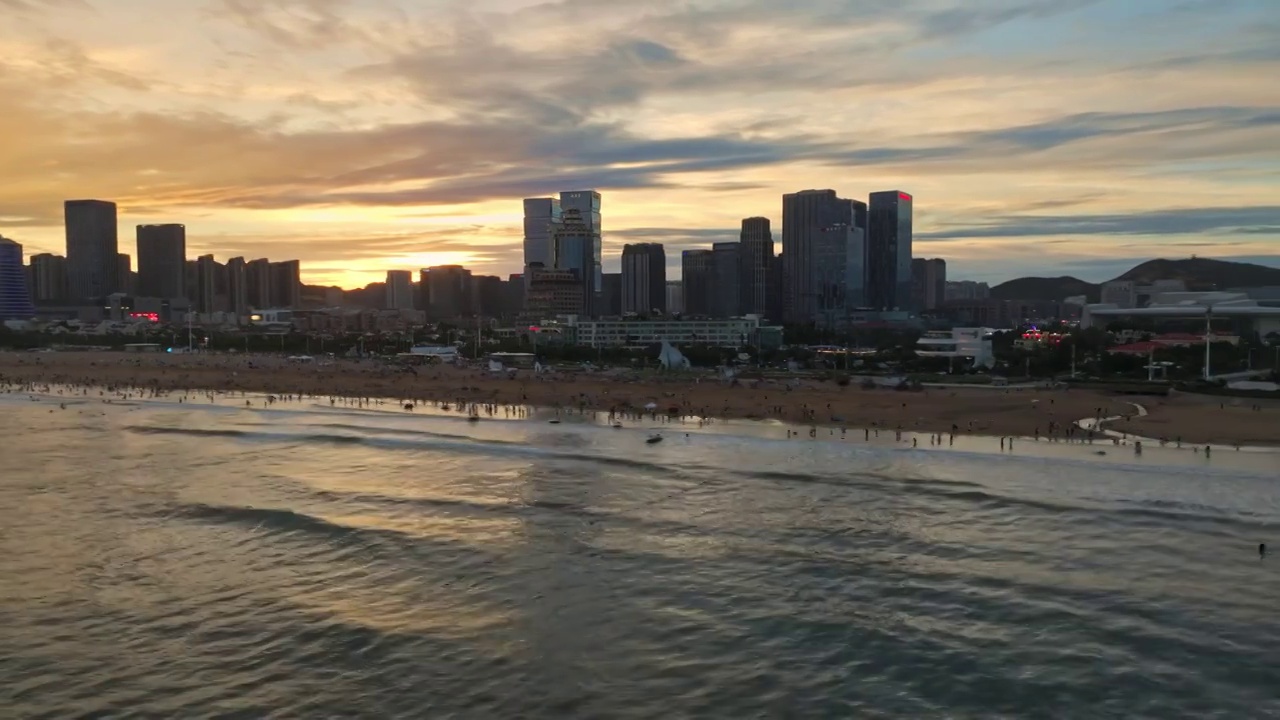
top-left (1, 390), bottom-right (1278, 719)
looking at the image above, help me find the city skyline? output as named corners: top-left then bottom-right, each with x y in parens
top-left (1, 1), bottom-right (1277, 287)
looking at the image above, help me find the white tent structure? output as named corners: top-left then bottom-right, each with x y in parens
top-left (658, 341), bottom-right (690, 370)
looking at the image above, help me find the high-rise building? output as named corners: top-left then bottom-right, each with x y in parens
top-left (811, 200), bottom-right (868, 328)
top-left (64, 199), bottom-right (119, 301)
top-left (620, 243), bottom-right (666, 315)
top-left (911, 258), bottom-right (947, 311)
top-left (0, 237), bottom-right (35, 320)
top-left (423, 265), bottom-right (473, 319)
top-left (195, 254), bottom-right (218, 314)
top-left (711, 242), bottom-right (741, 318)
top-left (246, 258), bottom-right (272, 308)
top-left (270, 260), bottom-right (301, 308)
top-left (473, 275), bottom-right (504, 317)
top-left (665, 280), bottom-right (684, 315)
top-left (29, 253), bottom-right (67, 303)
top-left (738, 217), bottom-right (773, 316)
top-left (782, 190), bottom-right (854, 323)
top-left (599, 273), bottom-right (622, 316)
top-left (767, 253), bottom-right (785, 323)
top-left (553, 208), bottom-right (598, 316)
top-left (116, 254), bottom-right (134, 295)
top-left (525, 263), bottom-right (583, 318)
top-left (559, 190), bottom-right (602, 301)
top-left (681, 249), bottom-right (714, 316)
top-left (226, 257), bottom-right (248, 319)
top-left (522, 198), bottom-right (562, 270)
top-left (867, 191), bottom-right (913, 311)
top-left (385, 270), bottom-right (415, 310)
top-left (506, 273), bottom-right (525, 317)
top-left (136, 224), bottom-right (186, 299)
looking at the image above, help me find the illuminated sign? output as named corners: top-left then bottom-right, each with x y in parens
top-left (129, 312), bottom-right (160, 322)
top-left (898, 192), bottom-right (912, 201)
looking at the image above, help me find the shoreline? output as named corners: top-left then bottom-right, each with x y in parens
top-left (3, 350), bottom-right (1278, 449)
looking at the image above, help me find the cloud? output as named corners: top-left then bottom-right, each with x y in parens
top-left (917, 206), bottom-right (1280, 240)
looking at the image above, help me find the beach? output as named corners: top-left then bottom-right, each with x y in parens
top-left (1, 350), bottom-right (1277, 447)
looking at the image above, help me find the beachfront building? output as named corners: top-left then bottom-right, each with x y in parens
top-left (0, 237), bottom-right (35, 321)
top-left (570, 316), bottom-right (773, 349)
top-left (915, 328), bottom-right (995, 368)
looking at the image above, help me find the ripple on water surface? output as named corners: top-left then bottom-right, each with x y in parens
top-left (0, 395), bottom-right (1278, 719)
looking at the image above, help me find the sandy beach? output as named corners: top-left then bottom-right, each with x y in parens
top-left (2, 351), bottom-right (1277, 447)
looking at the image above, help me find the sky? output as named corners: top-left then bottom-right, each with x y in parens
top-left (1, 0), bottom-right (1277, 288)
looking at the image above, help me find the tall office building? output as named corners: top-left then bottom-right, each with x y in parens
top-left (867, 191), bottom-right (914, 311)
top-left (195, 254), bottom-right (218, 314)
top-left (553, 208), bottom-right (598, 316)
top-left (246, 258), bottom-right (272, 308)
top-left (0, 237), bottom-right (35, 320)
top-left (116, 254), bottom-right (134, 295)
top-left (711, 242), bottom-right (741, 318)
top-left (225, 257), bottom-right (248, 318)
top-left (766, 254), bottom-right (785, 323)
top-left (620, 243), bottom-right (666, 315)
top-left (270, 260), bottom-right (301, 308)
top-left (681, 249), bottom-right (714, 316)
top-left (136, 224), bottom-right (186, 299)
top-left (525, 263), bottom-right (583, 318)
top-left (665, 280), bottom-right (684, 315)
top-left (522, 198), bottom-right (562, 269)
top-left (782, 190), bottom-right (854, 324)
top-left (64, 199), bottom-right (119, 301)
top-left (385, 270), bottom-right (415, 310)
top-left (559, 190), bottom-right (602, 300)
top-left (738, 217), bottom-right (773, 316)
top-left (600, 273), bottom-right (622, 316)
top-left (911, 258), bottom-right (947, 311)
top-left (29, 253), bottom-right (67, 303)
top-left (473, 275), bottom-right (506, 317)
top-left (809, 199), bottom-right (868, 328)
top-left (423, 265), bottom-right (472, 319)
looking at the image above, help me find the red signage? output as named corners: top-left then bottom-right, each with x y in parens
top-left (129, 312), bottom-right (160, 322)
top-left (898, 192), bottom-right (912, 201)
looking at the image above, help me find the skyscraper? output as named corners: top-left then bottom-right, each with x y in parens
top-left (553, 208), bottom-right (598, 316)
top-left (29, 253), bottom-right (67, 303)
top-left (681, 249), bottom-right (714, 316)
top-left (559, 190), bottom-right (602, 299)
top-left (117, 254), bottom-right (134, 295)
top-left (473, 275), bottom-right (505, 317)
top-left (782, 190), bottom-right (854, 324)
top-left (522, 197), bottom-right (562, 269)
top-left (0, 237), bottom-right (35, 320)
top-left (226, 257), bottom-right (248, 318)
top-left (811, 199), bottom-right (868, 328)
top-left (136, 224), bottom-right (187, 299)
top-left (738, 217), bottom-right (773, 315)
top-left (600, 273), bottom-right (622, 316)
top-left (867, 191), bottom-right (914, 311)
top-left (423, 265), bottom-right (473, 319)
top-left (620, 243), bottom-right (666, 315)
top-left (385, 270), bottom-right (415, 310)
top-left (711, 242), bottom-right (741, 318)
top-left (270, 260), bottom-right (301, 308)
top-left (665, 280), bottom-right (684, 315)
top-left (246, 258), bottom-right (272, 308)
top-left (64, 199), bottom-right (119, 301)
top-left (911, 258), bottom-right (946, 311)
top-left (195, 254), bottom-right (218, 314)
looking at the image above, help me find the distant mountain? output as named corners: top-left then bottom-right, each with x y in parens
top-left (1112, 257), bottom-right (1280, 290)
top-left (987, 257), bottom-right (1280, 302)
top-left (990, 276), bottom-right (1100, 303)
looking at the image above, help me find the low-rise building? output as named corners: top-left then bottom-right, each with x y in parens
top-left (571, 316), bottom-right (774, 348)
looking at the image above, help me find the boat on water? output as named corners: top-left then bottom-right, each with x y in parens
top-left (646, 434), bottom-right (663, 444)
